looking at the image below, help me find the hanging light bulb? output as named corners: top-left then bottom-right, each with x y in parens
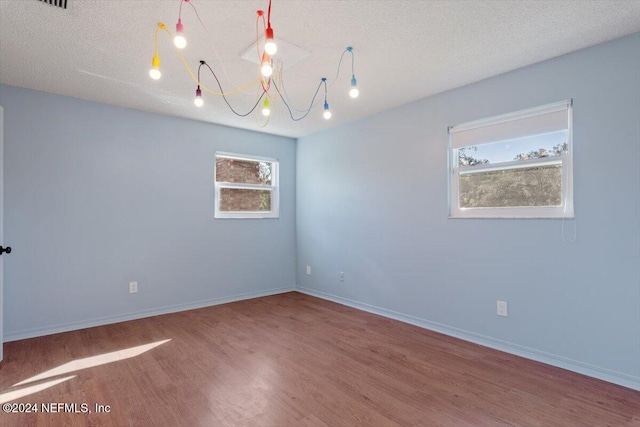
top-left (323, 101), bottom-right (332, 120)
top-left (349, 76), bottom-right (359, 98)
top-left (194, 86), bottom-right (203, 107)
top-left (174, 19), bottom-right (187, 49)
top-left (265, 26), bottom-right (277, 56)
top-left (261, 53), bottom-right (273, 78)
top-left (149, 53), bottom-right (161, 80)
top-left (262, 98), bottom-right (271, 116)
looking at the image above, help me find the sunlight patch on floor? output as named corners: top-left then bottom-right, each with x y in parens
top-left (0, 376), bottom-right (76, 404)
top-left (13, 339), bottom-right (171, 387)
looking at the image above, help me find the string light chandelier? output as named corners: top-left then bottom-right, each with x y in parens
top-left (149, 0), bottom-right (359, 127)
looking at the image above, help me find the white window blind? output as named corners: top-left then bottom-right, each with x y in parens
top-left (449, 101), bottom-right (571, 148)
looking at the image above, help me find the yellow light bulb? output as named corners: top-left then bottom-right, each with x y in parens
top-left (262, 98), bottom-right (271, 116)
top-left (149, 53), bottom-right (161, 80)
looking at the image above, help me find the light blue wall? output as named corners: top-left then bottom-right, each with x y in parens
top-left (296, 34), bottom-right (640, 390)
top-left (0, 84), bottom-right (297, 340)
top-left (1, 34), bottom-right (638, 390)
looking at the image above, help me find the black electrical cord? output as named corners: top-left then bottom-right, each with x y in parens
top-left (198, 61), bottom-right (266, 117)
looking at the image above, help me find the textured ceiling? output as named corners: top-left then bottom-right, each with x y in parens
top-left (1, 0), bottom-right (639, 138)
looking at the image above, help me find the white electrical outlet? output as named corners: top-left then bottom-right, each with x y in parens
top-left (306, 265), bottom-right (311, 275)
top-left (129, 281), bottom-right (138, 294)
top-left (497, 300), bottom-right (508, 317)
top-left (339, 271), bottom-right (344, 282)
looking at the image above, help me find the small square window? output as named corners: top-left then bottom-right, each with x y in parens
top-left (448, 100), bottom-right (573, 218)
top-left (215, 152), bottom-right (279, 219)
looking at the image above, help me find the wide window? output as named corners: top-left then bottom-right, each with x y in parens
top-left (448, 100), bottom-right (573, 218)
top-left (215, 152), bottom-right (279, 219)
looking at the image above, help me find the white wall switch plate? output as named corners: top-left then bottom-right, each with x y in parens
top-left (339, 271), bottom-right (344, 282)
top-left (306, 265), bottom-right (311, 275)
top-left (129, 281), bottom-right (138, 294)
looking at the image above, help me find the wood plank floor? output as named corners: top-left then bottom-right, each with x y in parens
top-left (1, 292), bottom-right (638, 426)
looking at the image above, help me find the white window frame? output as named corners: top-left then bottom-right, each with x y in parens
top-left (214, 152), bottom-right (279, 219)
top-left (448, 100), bottom-right (574, 219)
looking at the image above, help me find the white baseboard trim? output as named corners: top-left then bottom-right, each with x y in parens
top-left (296, 286), bottom-right (640, 392)
top-left (4, 286), bottom-right (296, 342)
